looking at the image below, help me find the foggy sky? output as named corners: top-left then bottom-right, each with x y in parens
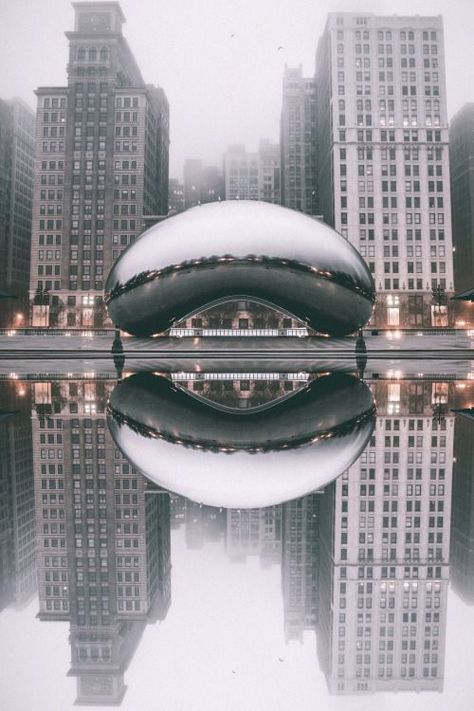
top-left (0, 0), bottom-right (473, 179)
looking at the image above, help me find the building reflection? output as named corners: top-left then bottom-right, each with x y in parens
top-left (1, 373), bottom-right (470, 702)
top-left (450, 381), bottom-right (474, 604)
top-left (317, 380), bottom-right (453, 694)
top-left (281, 494), bottom-right (320, 642)
top-left (0, 382), bottom-right (37, 610)
top-left (31, 380), bottom-right (171, 706)
top-left (226, 506), bottom-right (282, 567)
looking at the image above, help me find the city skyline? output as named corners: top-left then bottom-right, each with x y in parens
top-left (0, 0), bottom-right (473, 178)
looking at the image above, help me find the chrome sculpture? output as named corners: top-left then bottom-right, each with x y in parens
top-left (107, 372), bottom-right (375, 508)
top-left (105, 201), bottom-right (375, 336)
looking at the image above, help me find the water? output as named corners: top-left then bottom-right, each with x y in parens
top-left (0, 365), bottom-right (474, 710)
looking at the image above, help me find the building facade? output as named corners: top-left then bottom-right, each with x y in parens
top-left (316, 13), bottom-right (453, 328)
top-left (182, 159), bottom-right (224, 210)
top-left (0, 98), bottom-right (35, 327)
top-left (224, 140), bottom-right (281, 203)
top-left (29, 2), bottom-right (169, 327)
top-left (0, 383), bottom-right (36, 611)
top-left (317, 379), bottom-right (453, 694)
top-left (280, 65), bottom-right (318, 215)
top-left (32, 378), bottom-right (171, 704)
top-left (281, 494), bottom-right (320, 642)
top-left (449, 103), bottom-right (474, 324)
top-left (168, 178), bottom-right (185, 214)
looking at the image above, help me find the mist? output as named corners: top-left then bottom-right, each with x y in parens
top-left (0, 0), bottom-right (473, 178)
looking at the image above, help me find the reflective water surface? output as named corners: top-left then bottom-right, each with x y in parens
top-left (1, 369), bottom-right (474, 710)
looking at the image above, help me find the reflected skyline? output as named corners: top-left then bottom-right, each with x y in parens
top-left (0, 373), bottom-right (473, 706)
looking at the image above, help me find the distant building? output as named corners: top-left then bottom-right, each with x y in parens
top-left (317, 380), bottom-right (452, 694)
top-left (183, 158), bottom-right (203, 209)
top-left (316, 13), bottom-right (454, 328)
top-left (224, 140), bottom-right (280, 203)
top-left (0, 383), bottom-right (36, 611)
top-left (168, 178), bottom-right (185, 213)
top-left (32, 379), bottom-right (171, 705)
top-left (450, 381), bottom-right (474, 604)
top-left (225, 506), bottom-right (282, 567)
top-left (280, 65), bottom-right (318, 214)
top-left (281, 494), bottom-right (320, 642)
top-left (182, 159), bottom-right (224, 209)
top-left (29, 1), bottom-right (169, 328)
top-left (200, 164), bottom-right (225, 204)
top-left (0, 98), bottom-right (35, 327)
top-left (450, 103), bottom-right (474, 323)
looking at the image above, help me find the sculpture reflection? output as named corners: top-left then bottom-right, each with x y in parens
top-left (107, 372), bottom-right (375, 508)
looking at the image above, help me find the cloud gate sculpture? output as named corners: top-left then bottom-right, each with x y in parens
top-left (107, 372), bottom-right (375, 509)
top-left (105, 201), bottom-right (375, 337)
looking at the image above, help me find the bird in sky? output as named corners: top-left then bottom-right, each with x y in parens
top-left (230, 33), bottom-right (236, 38)
top-left (277, 45), bottom-right (284, 51)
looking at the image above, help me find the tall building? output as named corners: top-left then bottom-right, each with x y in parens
top-left (29, 2), bottom-right (169, 328)
top-left (0, 98), bottom-right (35, 327)
top-left (168, 177), bottom-right (185, 214)
top-left (32, 378), bottom-right (171, 705)
top-left (182, 159), bottom-right (224, 209)
top-left (450, 103), bottom-right (474, 321)
top-left (316, 13), bottom-right (453, 328)
top-left (0, 382), bottom-right (36, 611)
top-left (281, 494), bottom-right (320, 642)
top-left (183, 159), bottom-right (203, 209)
top-left (280, 65), bottom-right (318, 215)
top-left (226, 506), bottom-right (282, 567)
top-left (450, 382), bottom-right (474, 604)
top-left (224, 140), bottom-right (280, 203)
top-left (317, 380), bottom-right (453, 694)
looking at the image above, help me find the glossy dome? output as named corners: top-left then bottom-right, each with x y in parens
top-left (107, 372), bottom-right (375, 509)
top-left (105, 201), bottom-right (375, 336)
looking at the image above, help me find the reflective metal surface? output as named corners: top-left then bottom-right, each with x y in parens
top-left (105, 201), bottom-right (375, 336)
top-left (107, 372), bottom-right (375, 508)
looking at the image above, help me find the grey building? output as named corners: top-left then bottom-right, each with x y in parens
top-left (280, 65), bottom-right (318, 215)
top-left (450, 383), bottom-right (474, 605)
top-left (32, 379), bottom-right (171, 705)
top-left (316, 13), bottom-right (454, 328)
top-left (182, 159), bottom-right (224, 209)
top-left (224, 140), bottom-right (280, 203)
top-left (168, 178), bottom-right (185, 214)
top-left (450, 103), bottom-right (474, 316)
top-left (29, 2), bottom-right (169, 328)
top-left (0, 383), bottom-right (36, 611)
top-left (317, 380), bottom-right (452, 694)
top-left (281, 494), bottom-right (320, 642)
top-left (0, 98), bottom-right (35, 328)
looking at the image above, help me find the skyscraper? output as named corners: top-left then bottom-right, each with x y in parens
top-left (316, 13), bottom-right (453, 328)
top-left (317, 379), bottom-right (453, 694)
top-left (182, 159), bottom-right (224, 209)
top-left (0, 98), bottom-right (35, 328)
top-left (32, 378), bottom-right (171, 705)
top-left (280, 65), bottom-right (318, 215)
top-left (0, 382), bottom-right (36, 611)
top-left (29, 2), bottom-right (169, 328)
top-left (281, 494), bottom-right (320, 642)
top-left (224, 140), bottom-right (280, 203)
top-left (449, 103), bottom-right (474, 321)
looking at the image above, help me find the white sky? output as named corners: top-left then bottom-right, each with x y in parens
top-left (0, 0), bottom-right (473, 177)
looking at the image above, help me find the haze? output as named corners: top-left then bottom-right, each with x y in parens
top-left (0, 0), bottom-right (473, 178)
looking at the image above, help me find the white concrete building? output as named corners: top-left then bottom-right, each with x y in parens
top-left (316, 13), bottom-right (453, 327)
